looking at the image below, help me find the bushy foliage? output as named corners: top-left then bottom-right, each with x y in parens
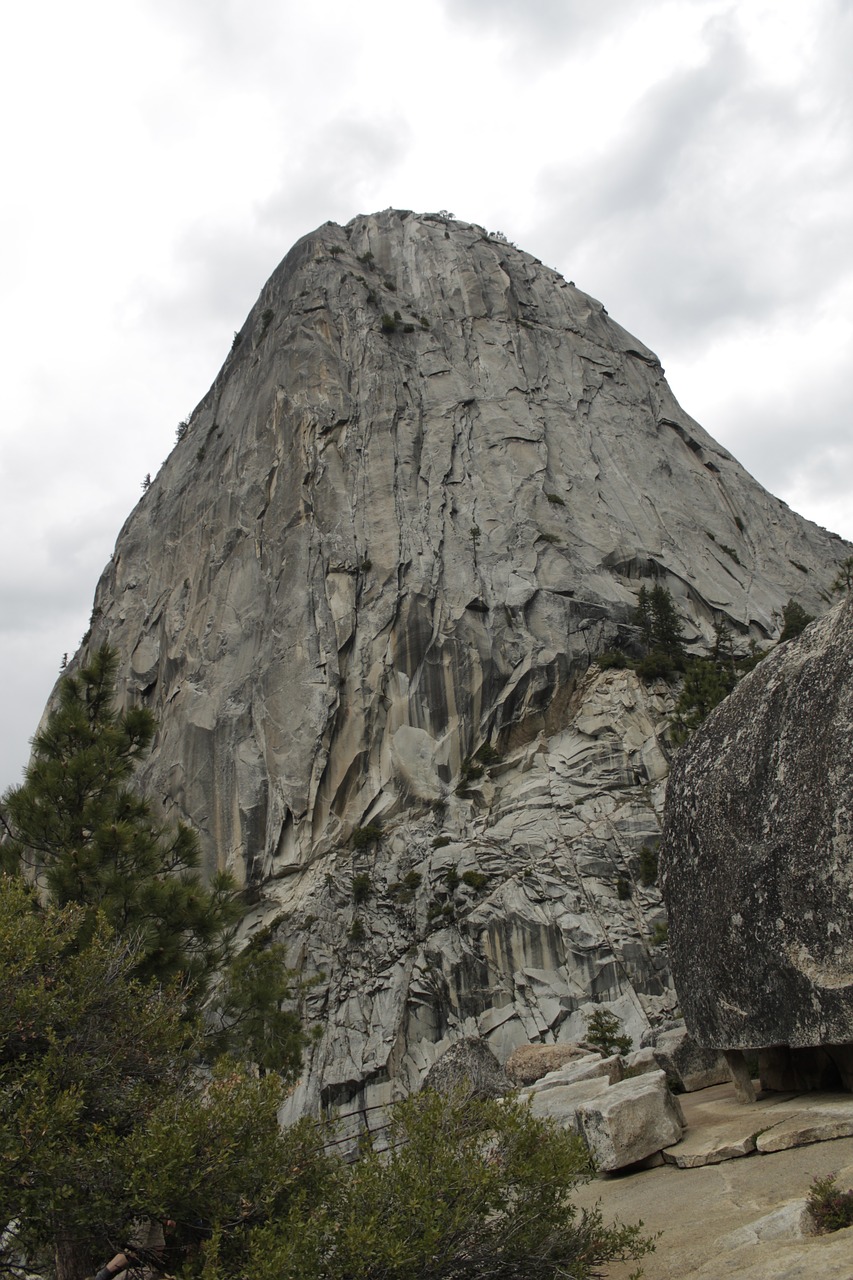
top-left (779, 598), bottom-right (814, 642)
top-left (128, 1065), bottom-right (329, 1279)
top-left (208, 937), bottom-right (313, 1079)
top-left (634, 584), bottom-right (686, 676)
top-left (351, 824), bottom-right (382, 849)
top-left (638, 844), bottom-right (658, 887)
top-left (585, 1009), bottom-right (632, 1056)
top-left (0, 646), bottom-right (238, 990)
top-left (807, 1172), bottom-right (853, 1233)
top-left (832, 555), bottom-right (853, 595)
top-left (0, 877), bottom-right (191, 1277)
top-left (242, 1089), bottom-right (652, 1280)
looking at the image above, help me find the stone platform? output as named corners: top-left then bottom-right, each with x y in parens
top-left (572, 1082), bottom-right (853, 1279)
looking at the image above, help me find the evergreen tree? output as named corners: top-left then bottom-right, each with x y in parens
top-left (831, 555), bottom-right (853, 596)
top-left (670, 658), bottom-right (735, 743)
top-left (0, 877), bottom-right (323, 1280)
top-left (779, 599), bottom-right (814, 642)
top-left (634, 582), bottom-right (686, 678)
top-left (0, 646), bottom-right (238, 989)
top-left (209, 933), bottom-right (316, 1080)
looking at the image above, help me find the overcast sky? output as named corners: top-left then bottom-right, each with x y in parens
top-left (2, 0), bottom-right (851, 790)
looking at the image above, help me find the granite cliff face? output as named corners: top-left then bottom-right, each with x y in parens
top-left (661, 596), bottom-right (853, 1090)
top-left (71, 210), bottom-right (848, 1114)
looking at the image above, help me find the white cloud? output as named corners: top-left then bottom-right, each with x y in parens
top-left (1, 0), bottom-right (852, 788)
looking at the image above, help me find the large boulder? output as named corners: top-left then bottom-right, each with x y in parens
top-left (421, 1036), bottom-right (512, 1099)
top-left (505, 1043), bottom-right (595, 1085)
top-left (661, 597), bottom-right (853, 1087)
top-left (573, 1070), bottom-right (685, 1171)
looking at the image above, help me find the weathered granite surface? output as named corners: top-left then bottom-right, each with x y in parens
top-left (661, 596), bottom-right (853, 1069)
top-left (55, 210), bottom-right (851, 1113)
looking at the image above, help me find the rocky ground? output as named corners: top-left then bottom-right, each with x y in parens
top-left (573, 1082), bottom-right (853, 1279)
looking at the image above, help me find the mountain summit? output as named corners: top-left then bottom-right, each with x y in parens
top-left (73, 210), bottom-right (847, 1113)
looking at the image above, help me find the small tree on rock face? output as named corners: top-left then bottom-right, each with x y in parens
top-left (209, 934), bottom-right (315, 1079)
top-left (0, 645), bottom-right (238, 990)
top-left (779, 598), bottom-right (814, 642)
top-left (634, 584), bottom-right (686, 679)
top-left (831, 556), bottom-right (853, 596)
top-left (585, 1008), bottom-right (632, 1056)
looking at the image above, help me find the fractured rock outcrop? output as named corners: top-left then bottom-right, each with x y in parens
top-left (661, 596), bottom-right (853, 1088)
top-left (53, 210), bottom-right (852, 1112)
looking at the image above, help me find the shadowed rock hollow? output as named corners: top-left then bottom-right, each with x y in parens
top-left (63, 209), bottom-right (849, 1113)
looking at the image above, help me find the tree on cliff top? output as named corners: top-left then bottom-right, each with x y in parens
top-left (0, 645), bottom-right (238, 990)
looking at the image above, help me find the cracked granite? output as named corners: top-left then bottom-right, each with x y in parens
top-left (54, 210), bottom-right (852, 1115)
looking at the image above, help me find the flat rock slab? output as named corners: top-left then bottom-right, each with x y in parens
top-left (756, 1096), bottom-right (853, 1152)
top-left (572, 1134), bottom-right (853, 1279)
top-left (663, 1083), bottom-right (853, 1167)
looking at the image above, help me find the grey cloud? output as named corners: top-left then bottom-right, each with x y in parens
top-left (257, 116), bottom-right (412, 235)
top-left (526, 18), bottom-right (853, 358)
top-left (438, 0), bottom-right (653, 60)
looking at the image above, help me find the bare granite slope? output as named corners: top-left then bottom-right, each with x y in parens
top-left (62, 210), bottom-right (849, 1112)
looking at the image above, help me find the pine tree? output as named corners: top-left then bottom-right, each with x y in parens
top-left (0, 646), bottom-right (238, 989)
top-left (779, 599), bottom-right (814, 642)
top-left (634, 583), bottom-right (686, 678)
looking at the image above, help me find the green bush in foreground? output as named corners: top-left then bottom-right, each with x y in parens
top-left (241, 1088), bottom-right (653, 1280)
top-left (807, 1172), bottom-right (853, 1233)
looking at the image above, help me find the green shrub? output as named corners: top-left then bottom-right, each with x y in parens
top-left (720, 544), bottom-right (741, 564)
top-left (403, 323), bottom-right (415, 333)
top-left (545, 492), bottom-right (565, 505)
top-left (381, 313), bottom-right (397, 333)
top-left (616, 876), bottom-right (631, 900)
top-left (807, 1173), bottom-right (853, 1233)
top-left (460, 757), bottom-right (484, 783)
top-left (585, 1009), bottom-right (632, 1056)
top-left (649, 922), bottom-right (669, 947)
top-left (328, 245), bottom-right (343, 257)
top-left (779, 598), bottom-right (814, 641)
top-left (638, 845), bottom-right (658, 887)
top-left (538, 531), bottom-right (560, 544)
top-left (419, 316), bottom-right (430, 329)
top-left (390, 870), bottom-right (422, 904)
top-left (474, 742), bottom-right (501, 766)
top-left (246, 1089), bottom-right (653, 1280)
top-left (349, 917), bottom-right (367, 943)
top-left (351, 824), bottom-right (382, 849)
top-left (432, 836), bottom-right (452, 849)
top-left (461, 870), bottom-right (489, 891)
top-left (635, 649), bottom-right (677, 681)
top-left (597, 649), bottom-right (627, 670)
top-left (352, 873), bottom-right (372, 905)
top-left (444, 867), bottom-right (460, 892)
top-left (357, 251), bottom-right (374, 264)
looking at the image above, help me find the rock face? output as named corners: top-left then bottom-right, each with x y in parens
top-left (63, 210), bottom-right (850, 1114)
top-left (661, 597), bottom-right (853, 1085)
